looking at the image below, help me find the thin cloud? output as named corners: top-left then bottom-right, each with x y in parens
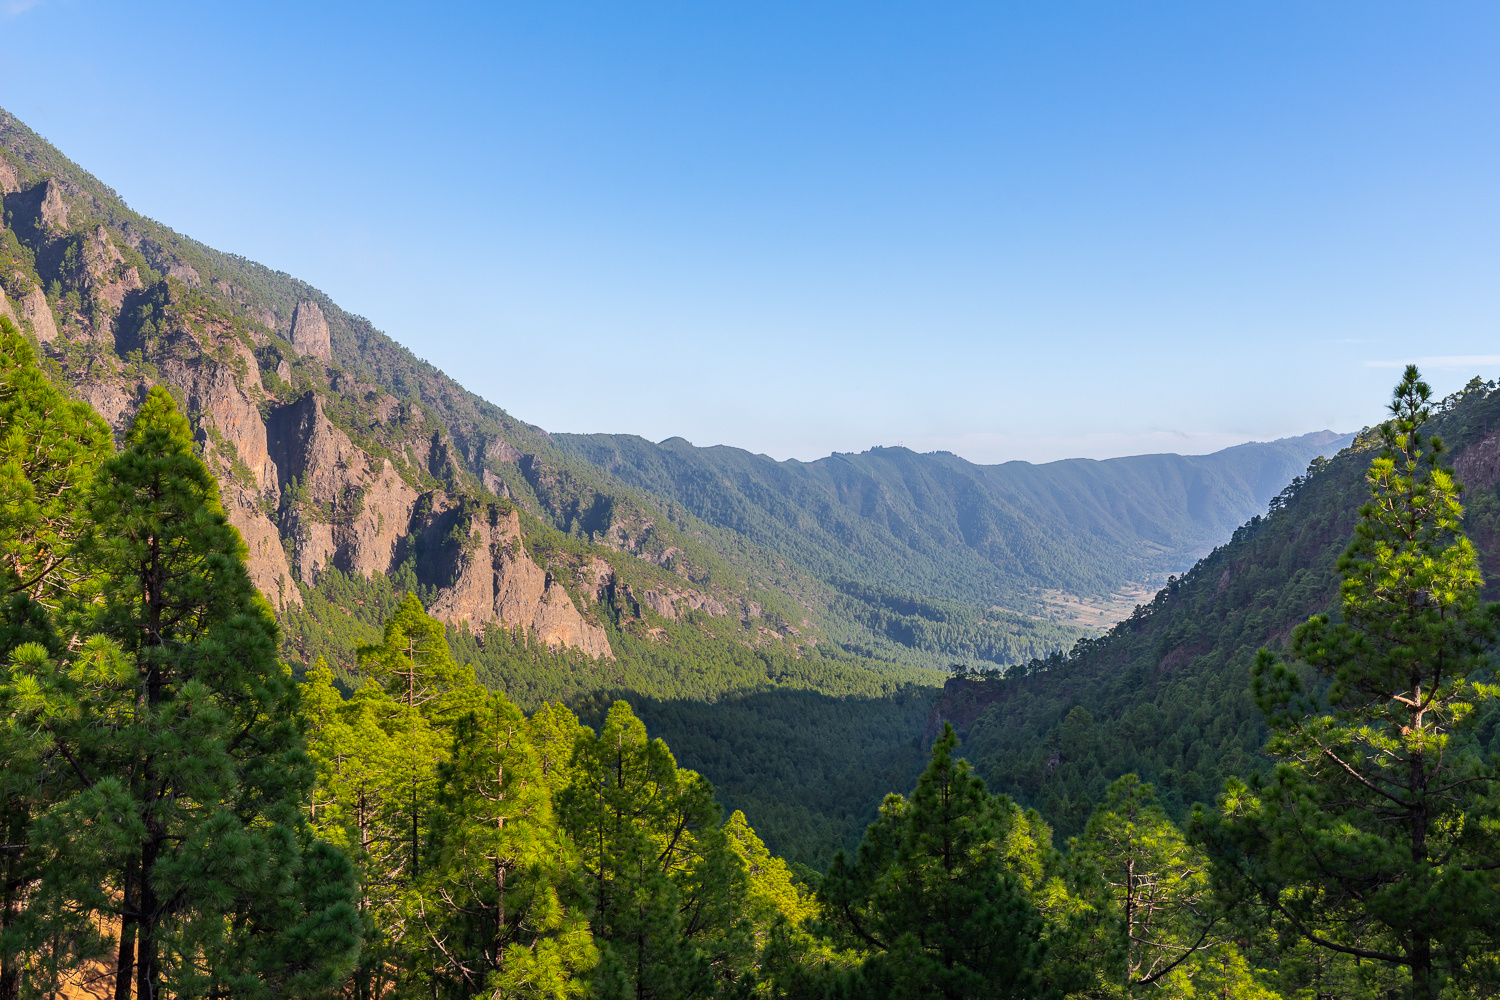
top-left (4, 0), bottom-right (42, 15)
top-left (1364, 355), bottom-right (1500, 370)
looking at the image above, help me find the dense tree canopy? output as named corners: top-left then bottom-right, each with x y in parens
top-left (11, 301), bottom-right (1500, 1000)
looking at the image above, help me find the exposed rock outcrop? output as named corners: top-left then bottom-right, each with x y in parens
top-left (166, 262), bottom-right (200, 286)
top-left (0, 167), bottom-right (621, 658)
top-left (83, 226), bottom-right (142, 312)
top-left (21, 287), bottom-right (56, 343)
top-left (639, 587), bottom-right (729, 620)
top-left (485, 437), bottom-right (523, 462)
top-left (428, 507), bottom-right (612, 659)
top-left (1456, 429), bottom-right (1500, 491)
top-left (923, 677), bottom-right (1009, 744)
top-left (37, 178), bottom-right (68, 230)
top-left (291, 300), bottom-right (332, 362)
top-left (480, 469), bottom-right (512, 498)
top-left (0, 288), bottom-right (15, 326)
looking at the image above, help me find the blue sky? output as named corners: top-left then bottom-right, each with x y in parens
top-left (3, 2), bottom-right (1498, 463)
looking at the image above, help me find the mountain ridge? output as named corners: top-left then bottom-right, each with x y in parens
top-left (552, 427), bottom-right (1353, 615)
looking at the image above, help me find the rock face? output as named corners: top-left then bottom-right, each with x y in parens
top-left (0, 289), bottom-right (15, 326)
top-left (923, 677), bottom-right (1010, 744)
top-left (267, 393), bottom-right (420, 583)
top-left (166, 262), bottom-right (200, 286)
top-left (81, 226), bottom-right (143, 315)
top-left (428, 507), bottom-right (612, 658)
top-left (0, 167), bottom-right (616, 661)
top-left (638, 587), bottom-right (729, 620)
top-left (20, 288), bottom-right (57, 343)
top-left (1456, 429), bottom-right (1500, 491)
top-left (291, 301), bottom-right (332, 362)
top-left (38, 178), bottom-right (68, 230)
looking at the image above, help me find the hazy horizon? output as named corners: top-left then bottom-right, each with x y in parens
top-left (4, 3), bottom-right (1496, 463)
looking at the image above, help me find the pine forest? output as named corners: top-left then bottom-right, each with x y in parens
top-left (3, 96), bottom-right (1500, 1000)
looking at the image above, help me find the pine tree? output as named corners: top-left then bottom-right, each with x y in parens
top-left (559, 701), bottom-right (752, 1000)
top-left (1198, 366), bottom-right (1500, 999)
top-left (301, 661), bottom-right (417, 1000)
top-left (0, 636), bottom-right (135, 998)
top-left (412, 690), bottom-right (596, 999)
top-left (1070, 775), bottom-right (1271, 998)
top-left (818, 724), bottom-right (1047, 1000)
top-left (0, 316), bottom-right (112, 613)
top-left (0, 318), bottom-right (116, 999)
top-left (64, 387), bottom-right (361, 998)
top-left (723, 810), bottom-right (816, 934)
top-left (357, 593), bottom-right (479, 890)
top-left (308, 594), bottom-right (478, 999)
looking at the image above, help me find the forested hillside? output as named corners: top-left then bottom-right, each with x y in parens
top-left (926, 375), bottom-right (1500, 837)
top-left (7, 340), bottom-right (1494, 997)
top-left (553, 429), bottom-right (1349, 614)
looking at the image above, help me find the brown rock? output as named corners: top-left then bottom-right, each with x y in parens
top-left (266, 393), bottom-right (421, 585)
top-left (638, 587), bottom-right (728, 620)
top-left (83, 226), bottom-right (124, 285)
top-left (480, 469), bottom-right (511, 498)
top-left (486, 437), bottom-right (523, 462)
top-left (38, 178), bottom-right (68, 230)
top-left (20, 287), bottom-right (57, 343)
top-left (74, 379), bottom-right (137, 431)
top-left (166, 262), bottom-right (200, 286)
top-left (226, 499), bottom-right (302, 608)
top-left (82, 228), bottom-right (141, 315)
top-left (290, 300), bottom-right (332, 362)
top-left (428, 508), bottom-right (612, 659)
top-left (343, 461), bottom-right (419, 577)
top-left (98, 267), bottom-right (142, 311)
top-left (0, 288), bottom-right (15, 327)
top-left (0, 159), bottom-right (18, 195)
top-left (1455, 429), bottom-right (1500, 491)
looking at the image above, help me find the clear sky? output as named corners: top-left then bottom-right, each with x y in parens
top-left (3, 2), bottom-right (1498, 464)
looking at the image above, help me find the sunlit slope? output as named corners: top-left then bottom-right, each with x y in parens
top-left (553, 430), bottom-right (1351, 612)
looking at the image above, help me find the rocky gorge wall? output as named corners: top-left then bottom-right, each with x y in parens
top-left (0, 166), bottom-right (612, 658)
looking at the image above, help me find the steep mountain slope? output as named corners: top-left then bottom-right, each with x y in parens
top-left (919, 378), bottom-right (1500, 837)
top-left (553, 431), bottom-right (1350, 615)
top-left (0, 108), bottom-right (862, 670)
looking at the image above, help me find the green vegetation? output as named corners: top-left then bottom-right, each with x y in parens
top-left (944, 376), bottom-right (1500, 843)
top-left (1197, 368), bottom-right (1500, 999)
top-left (0, 321), bottom-right (360, 997)
top-left (11, 336), bottom-right (1500, 997)
top-left (551, 430), bottom-right (1350, 614)
top-left (17, 102), bottom-right (1500, 996)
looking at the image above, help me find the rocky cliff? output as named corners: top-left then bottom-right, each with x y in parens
top-left (0, 108), bottom-right (798, 664)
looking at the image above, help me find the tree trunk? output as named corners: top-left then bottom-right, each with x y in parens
top-left (114, 854), bottom-right (137, 1000)
top-left (135, 820), bottom-right (161, 1000)
top-left (1411, 940), bottom-right (1434, 1000)
top-left (0, 811), bottom-right (21, 1000)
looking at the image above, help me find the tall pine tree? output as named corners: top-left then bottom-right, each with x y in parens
top-left (67, 387), bottom-right (361, 998)
top-left (1199, 366), bottom-right (1500, 999)
top-left (412, 690), bottom-right (597, 999)
top-left (819, 724), bottom-right (1048, 1000)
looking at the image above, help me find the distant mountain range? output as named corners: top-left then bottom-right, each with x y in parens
top-left (553, 431), bottom-right (1351, 620)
